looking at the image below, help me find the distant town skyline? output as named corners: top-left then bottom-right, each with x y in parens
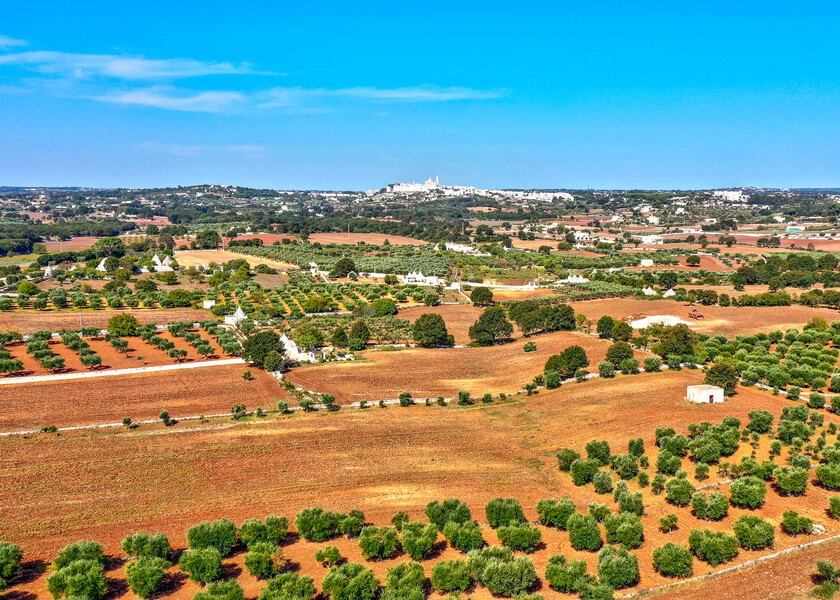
top-left (1, 1), bottom-right (839, 190)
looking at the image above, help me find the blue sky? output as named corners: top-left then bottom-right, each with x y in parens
top-left (1, 1), bottom-right (838, 190)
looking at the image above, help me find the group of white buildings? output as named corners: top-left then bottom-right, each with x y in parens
top-left (382, 177), bottom-right (574, 202)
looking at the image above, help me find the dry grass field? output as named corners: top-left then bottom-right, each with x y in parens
top-left (174, 249), bottom-right (297, 270)
top-left (1, 369), bottom-right (834, 600)
top-left (0, 363), bottom-right (285, 432)
top-left (286, 331), bottom-right (645, 403)
top-left (570, 298), bottom-right (840, 338)
top-left (0, 308), bottom-right (211, 334)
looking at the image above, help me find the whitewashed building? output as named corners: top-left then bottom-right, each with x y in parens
top-left (96, 258), bottom-right (108, 272)
top-left (641, 235), bottom-right (664, 245)
top-left (224, 306), bottom-right (247, 326)
top-left (279, 333), bottom-right (318, 363)
top-left (203, 299), bottom-right (217, 309)
top-left (642, 286), bottom-right (659, 296)
top-left (639, 259), bottom-right (654, 268)
top-left (687, 384), bottom-right (725, 404)
top-left (401, 271), bottom-right (442, 286)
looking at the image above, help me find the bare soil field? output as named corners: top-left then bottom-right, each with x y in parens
top-left (287, 331), bottom-right (640, 403)
top-left (174, 250), bottom-right (297, 270)
top-left (0, 308), bottom-right (212, 334)
top-left (308, 232), bottom-right (428, 246)
top-left (2, 328), bottom-right (228, 378)
top-left (571, 298), bottom-right (840, 338)
top-left (43, 236), bottom-right (101, 251)
top-left (1, 370), bottom-right (829, 600)
top-left (400, 304), bottom-right (486, 345)
top-left (491, 288), bottom-right (561, 301)
top-left (508, 237), bottom-right (559, 250)
top-left (0, 363), bottom-right (284, 431)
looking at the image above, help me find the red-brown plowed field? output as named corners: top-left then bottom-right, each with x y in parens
top-left (0, 363), bottom-right (284, 431)
top-left (43, 236), bottom-right (102, 251)
top-left (308, 232), bottom-right (427, 246)
top-left (0, 308), bottom-right (211, 334)
top-left (571, 298), bottom-right (840, 338)
top-left (2, 370), bottom-right (833, 600)
top-left (400, 304), bottom-right (487, 345)
top-left (2, 329), bottom-right (227, 377)
top-left (174, 249), bottom-right (297, 270)
top-left (286, 331), bottom-right (643, 403)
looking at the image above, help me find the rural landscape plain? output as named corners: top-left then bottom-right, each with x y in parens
top-left (3, 3), bottom-right (840, 600)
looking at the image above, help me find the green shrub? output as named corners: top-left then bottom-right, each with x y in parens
top-left (122, 533), bottom-right (171, 559)
top-left (431, 560), bottom-right (471, 592)
top-left (46, 559), bottom-right (107, 600)
top-left (656, 451), bottom-right (682, 475)
top-left (186, 519), bottom-right (238, 556)
top-left (730, 476), bottom-right (767, 508)
top-left (426, 499), bottom-right (471, 529)
top-left (652, 543), bottom-right (693, 578)
top-left (585, 440), bottom-right (611, 465)
top-left (570, 459), bottom-right (600, 486)
top-left (382, 561), bottom-right (424, 600)
top-left (239, 517), bottom-right (289, 549)
top-left (603, 513), bottom-right (643, 549)
top-left (258, 572), bottom-right (316, 600)
top-left (688, 529), bottom-right (739, 566)
top-left (774, 466), bottom-right (809, 495)
top-left (244, 542), bottom-right (283, 579)
top-left (193, 579), bottom-right (245, 600)
top-left (442, 521), bottom-right (484, 553)
top-left (598, 361), bottom-right (615, 378)
top-left (831, 496), bottom-right (840, 518)
top-left (315, 546), bottom-right (342, 566)
top-left (691, 491), bottom-right (729, 521)
top-left (817, 464), bottom-right (840, 490)
top-left (545, 555), bottom-right (588, 593)
top-left (358, 526), bottom-right (399, 560)
top-left (610, 454), bottom-right (639, 480)
top-left (53, 540), bottom-right (104, 569)
top-left (597, 545), bottom-right (639, 589)
top-left (321, 563), bottom-right (380, 600)
top-left (665, 477), bottom-right (695, 506)
top-left (535, 498), bottom-right (576, 530)
top-left (781, 510), bottom-right (813, 536)
top-left (0, 542), bottom-right (22, 591)
top-left (497, 522), bottom-right (542, 553)
top-left (125, 556), bottom-right (171, 599)
top-left (733, 515), bottom-right (775, 550)
top-left (485, 498), bottom-right (525, 528)
top-left (466, 547), bottom-right (536, 597)
top-left (295, 507), bottom-right (345, 542)
top-left (567, 513), bottom-right (603, 552)
top-left (659, 514), bottom-right (678, 533)
top-left (400, 522), bottom-right (438, 560)
top-left (593, 471), bottom-right (614, 494)
top-left (179, 547), bottom-right (223, 583)
top-left (589, 503), bottom-right (611, 522)
top-left (643, 357), bottom-right (661, 372)
top-left (556, 448), bottom-right (581, 472)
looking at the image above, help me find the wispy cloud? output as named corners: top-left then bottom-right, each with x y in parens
top-left (0, 50), bottom-right (272, 80)
top-left (0, 35), bottom-right (27, 48)
top-left (96, 88), bottom-right (245, 112)
top-left (259, 85), bottom-right (505, 108)
top-left (140, 142), bottom-right (265, 157)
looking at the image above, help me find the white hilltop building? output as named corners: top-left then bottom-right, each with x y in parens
top-left (387, 177), bottom-right (440, 194)
top-left (687, 384), bottom-right (725, 404)
top-left (712, 190), bottom-right (748, 202)
top-left (401, 271), bottom-right (442, 286)
top-left (224, 306), bottom-right (247, 326)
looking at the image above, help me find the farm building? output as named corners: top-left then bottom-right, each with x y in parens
top-left (687, 384), bottom-right (725, 404)
top-left (224, 306), bottom-right (247, 326)
top-left (203, 299), bottom-right (216, 309)
top-left (639, 258), bottom-right (654, 268)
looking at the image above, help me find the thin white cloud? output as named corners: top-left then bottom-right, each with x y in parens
top-left (0, 50), bottom-right (271, 80)
top-left (259, 85), bottom-right (505, 108)
top-left (97, 89), bottom-right (244, 112)
top-left (0, 35), bottom-right (27, 48)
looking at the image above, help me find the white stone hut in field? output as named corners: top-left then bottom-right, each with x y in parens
top-left (43, 265), bottom-right (54, 279)
top-left (663, 288), bottom-right (676, 298)
top-left (642, 286), bottom-right (659, 296)
top-left (639, 258), bottom-right (654, 268)
top-left (96, 258), bottom-right (108, 272)
top-left (202, 299), bottom-right (216, 309)
top-left (279, 333), bottom-right (318, 363)
top-left (687, 384), bottom-right (725, 404)
top-left (224, 306), bottom-right (247, 326)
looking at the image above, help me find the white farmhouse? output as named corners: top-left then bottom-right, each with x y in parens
top-left (642, 286), bottom-right (659, 296)
top-left (43, 265), bottom-right (54, 279)
top-left (647, 216), bottom-right (660, 225)
top-left (224, 306), bottom-right (247, 326)
top-left (279, 333), bottom-right (318, 363)
top-left (640, 235), bottom-right (664, 245)
top-left (639, 259), bottom-right (654, 268)
top-left (203, 299), bottom-right (217, 309)
top-left (401, 271), bottom-right (442, 286)
top-left (573, 231), bottom-right (591, 242)
top-left (687, 384), bottom-right (725, 404)
top-left (559, 273), bottom-right (589, 284)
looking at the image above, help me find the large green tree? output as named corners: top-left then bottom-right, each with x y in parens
top-left (468, 307), bottom-right (513, 346)
top-left (242, 331), bottom-right (285, 367)
top-left (413, 313), bottom-right (452, 347)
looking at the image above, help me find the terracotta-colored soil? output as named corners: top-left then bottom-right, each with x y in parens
top-left (1, 370), bottom-right (832, 600)
top-left (287, 331), bottom-right (645, 403)
top-left (43, 236), bottom-right (102, 251)
top-left (0, 308), bottom-right (212, 334)
top-left (308, 232), bottom-right (428, 246)
top-left (571, 298), bottom-right (840, 338)
top-left (400, 304), bottom-right (487, 345)
top-left (0, 364), bottom-right (284, 431)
